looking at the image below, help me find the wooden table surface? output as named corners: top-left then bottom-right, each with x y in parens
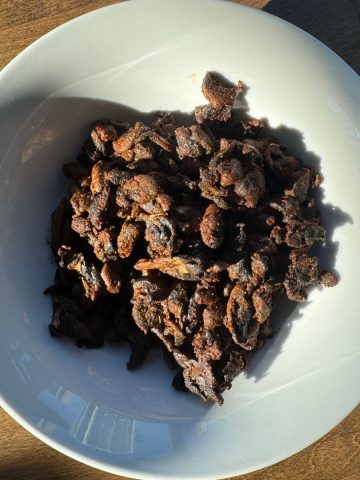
top-left (0, 1), bottom-right (359, 479)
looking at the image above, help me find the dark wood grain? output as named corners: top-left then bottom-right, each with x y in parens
top-left (0, 1), bottom-right (359, 479)
top-left (263, 0), bottom-right (360, 73)
top-left (0, 0), bottom-right (121, 70)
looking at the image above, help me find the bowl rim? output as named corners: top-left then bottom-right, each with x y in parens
top-left (0, 1), bottom-right (359, 479)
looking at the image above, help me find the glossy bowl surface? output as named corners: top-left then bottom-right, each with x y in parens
top-left (0, 1), bottom-right (359, 478)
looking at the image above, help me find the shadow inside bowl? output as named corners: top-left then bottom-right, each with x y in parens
top-left (0, 87), bottom-right (352, 446)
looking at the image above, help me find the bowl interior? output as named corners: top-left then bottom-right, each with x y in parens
top-left (0, 1), bottom-right (359, 478)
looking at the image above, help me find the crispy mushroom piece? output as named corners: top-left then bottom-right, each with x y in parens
top-left (175, 125), bottom-right (215, 159)
top-left (135, 256), bottom-right (204, 281)
top-left (117, 221), bottom-right (143, 258)
top-left (201, 72), bottom-right (243, 108)
top-left (200, 203), bottom-right (225, 249)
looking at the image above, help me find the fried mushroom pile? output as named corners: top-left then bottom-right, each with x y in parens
top-left (47, 72), bottom-right (336, 404)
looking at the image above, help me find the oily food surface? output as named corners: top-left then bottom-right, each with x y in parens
top-left (46, 72), bottom-right (336, 404)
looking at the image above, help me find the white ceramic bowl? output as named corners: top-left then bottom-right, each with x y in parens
top-left (0, 1), bottom-right (359, 478)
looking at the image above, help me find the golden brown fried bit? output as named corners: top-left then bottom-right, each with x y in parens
top-left (123, 174), bottom-right (160, 203)
top-left (218, 158), bottom-right (244, 187)
top-left (167, 282), bottom-right (189, 321)
top-left (251, 252), bottom-right (268, 279)
top-left (90, 123), bottom-right (118, 156)
top-left (133, 142), bottom-right (154, 160)
top-left (199, 203), bottom-right (224, 249)
top-left (134, 256), bottom-right (204, 281)
top-left (149, 132), bottom-right (173, 152)
top-left (90, 161), bottom-right (107, 194)
top-left (173, 352), bottom-right (224, 404)
top-left (71, 215), bottom-right (91, 238)
top-left (119, 174), bottom-right (173, 215)
top-left (140, 193), bottom-right (173, 215)
top-left (93, 228), bottom-right (118, 262)
top-left (100, 263), bottom-right (122, 294)
top-left (234, 164), bottom-right (266, 208)
top-left (92, 122), bottom-right (117, 143)
top-left (203, 301), bottom-right (225, 330)
top-left (70, 189), bottom-right (92, 215)
top-left (112, 122), bottom-right (150, 161)
top-left (285, 219), bottom-right (325, 250)
top-left (284, 168), bottom-right (312, 202)
top-left (242, 135), bottom-right (275, 154)
top-left (131, 278), bottom-right (185, 348)
top-left (117, 221), bottom-right (143, 258)
top-left (242, 119), bottom-right (264, 138)
top-left (252, 283), bottom-right (272, 324)
top-left (193, 330), bottom-right (222, 361)
top-left (264, 143), bottom-right (303, 181)
top-left (227, 259), bottom-right (252, 283)
top-left (194, 281), bottom-right (218, 305)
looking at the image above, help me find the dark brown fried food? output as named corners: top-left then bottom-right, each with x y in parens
top-left (145, 216), bottom-right (181, 257)
top-left (112, 121), bottom-right (151, 162)
top-left (199, 140), bottom-right (266, 210)
top-left (284, 254), bottom-right (322, 302)
top-left (201, 72), bottom-right (243, 108)
top-left (70, 189), bottom-right (92, 215)
top-left (47, 71), bottom-right (337, 405)
top-left (93, 228), bottom-right (118, 262)
top-left (242, 119), bottom-right (264, 138)
top-left (203, 301), bottom-right (226, 330)
top-left (195, 104), bottom-right (232, 124)
top-left (252, 283), bottom-right (272, 324)
top-left (284, 219), bottom-right (325, 250)
top-left (227, 258), bottom-right (252, 283)
top-left (122, 174), bottom-right (173, 215)
top-left (91, 123), bottom-right (117, 153)
top-left (66, 252), bottom-right (105, 301)
top-left (100, 263), bottom-right (122, 294)
top-left (200, 204), bottom-right (224, 249)
top-left (225, 284), bottom-right (258, 349)
top-left (175, 125), bottom-right (214, 158)
top-left (89, 185), bottom-right (110, 230)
